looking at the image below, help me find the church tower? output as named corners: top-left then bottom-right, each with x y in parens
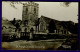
top-left (22, 2), bottom-right (39, 26)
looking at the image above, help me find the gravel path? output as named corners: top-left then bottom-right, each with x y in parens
top-left (2, 39), bottom-right (65, 50)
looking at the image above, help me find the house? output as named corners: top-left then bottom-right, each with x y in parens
top-left (2, 17), bottom-right (16, 41)
top-left (2, 17), bottom-right (16, 33)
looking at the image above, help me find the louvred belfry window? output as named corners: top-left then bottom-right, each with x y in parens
top-left (34, 8), bottom-right (36, 13)
top-left (26, 8), bottom-right (28, 14)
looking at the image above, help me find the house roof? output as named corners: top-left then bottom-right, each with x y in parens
top-left (39, 16), bottom-right (78, 34)
top-left (2, 17), bottom-right (16, 28)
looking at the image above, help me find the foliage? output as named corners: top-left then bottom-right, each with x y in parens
top-left (48, 20), bottom-right (56, 33)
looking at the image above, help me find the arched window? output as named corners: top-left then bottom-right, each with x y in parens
top-left (40, 23), bottom-right (43, 31)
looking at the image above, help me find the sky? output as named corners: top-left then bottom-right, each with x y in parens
top-left (2, 2), bottom-right (78, 23)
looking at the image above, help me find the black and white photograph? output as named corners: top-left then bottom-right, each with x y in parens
top-left (2, 1), bottom-right (79, 50)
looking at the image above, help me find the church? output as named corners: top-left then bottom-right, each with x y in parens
top-left (21, 2), bottom-right (71, 35)
top-left (2, 2), bottom-right (78, 41)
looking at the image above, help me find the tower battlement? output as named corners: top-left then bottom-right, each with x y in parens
top-left (23, 2), bottom-right (39, 7)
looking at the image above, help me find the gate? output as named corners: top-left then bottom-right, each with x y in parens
top-left (20, 32), bottom-right (30, 40)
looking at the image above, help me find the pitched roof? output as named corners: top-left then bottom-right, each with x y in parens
top-left (2, 17), bottom-right (16, 28)
top-left (40, 15), bottom-right (59, 24)
top-left (39, 16), bottom-right (78, 34)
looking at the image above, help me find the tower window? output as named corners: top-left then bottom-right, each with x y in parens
top-left (26, 8), bottom-right (28, 13)
top-left (34, 8), bottom-right (36, 13)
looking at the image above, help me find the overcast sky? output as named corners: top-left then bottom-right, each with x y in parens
top-left (2, 2), bottom-right (78, 23)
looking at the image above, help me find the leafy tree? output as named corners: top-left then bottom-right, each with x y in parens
top-left (74, 23), bottom-right (78, 34)
top-left (13, 18), bottom-right (16, 25)
top-left (11, 18), bottom-right (16, 25)
top-left (48, 20), bottom-right (56, 33)
top-left (15, 23), bottom-right (20, 29)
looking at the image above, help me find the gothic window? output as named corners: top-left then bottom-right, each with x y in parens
top-left (34, 8), bottom-right (36, 13)
top-left (40, 23), bottom-right (43, 31)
